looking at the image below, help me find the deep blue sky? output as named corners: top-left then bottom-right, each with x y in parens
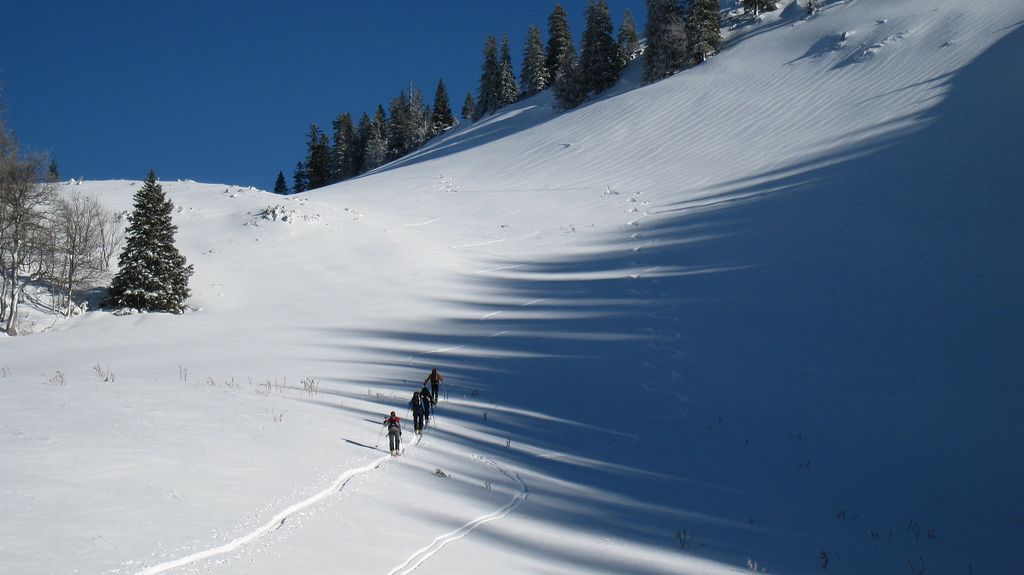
top-left (1, 1), bottom-right (647, 192)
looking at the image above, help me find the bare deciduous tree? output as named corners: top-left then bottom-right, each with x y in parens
top-left (97, 208), bottom-right (126, 273)
top-left (1, 116), bottom-right (121, 330)
top-left (0, 131), bottom-right (54, 334)
top-left (45, 193), bottom-right (112, 317)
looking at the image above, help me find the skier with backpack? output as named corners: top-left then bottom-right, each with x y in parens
top-left (409, 392), bottom-right (427, 434)
top-left (419, 382), bottom-right (433, 424)
top-left (383, 411), bottom-right (402, 456)
top-left (424, 368), bottom-right (444, 404)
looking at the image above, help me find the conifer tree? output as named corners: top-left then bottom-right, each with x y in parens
top-left (387, 91), bottom-right (412, 160)
top-left (644, 0), bottom-right (691, 83)
top-left (806, 0), bottom-right (820, 15)
top-left (545, 4), bottom-right (574, 84)
top-left (409, 85), bottom-right (432, 150)
top-left (374, 105), bottom-right (390, 152)
top-left (363, 106), bottom-right (389, 171)
top-left (461, 91), bottom-right (476, 120)
top-left (305, 124), bottom-right (331, 190)
top-left (521, 25), bottom-right (549, 96)
top-left (688, 0), bottom-right (722, 63)
top-left (330, 113), bottom-right (355, 183)
top-left (292, 161), bottom-right (307, 194)
top-left (743, 0), bottom-right (777, 16)
top-left (107, 171), bottom-right (193, 313)
top-left (553, 47), bottom-right (586, 110)
top-left (273, 171), bottom-right (288, 195)
top-left (430, 79), bottom-right (458, 137)
top-left (363, 129), bottom-right (387, 171)
top-left (353, 112), bottom-right (372, 175)
top-left (497, 34), bottom-right (519, 108)
top-left (47, 159), bottom-right (60, 182)
top-left (580, 0), bottom-right (620, 94)
top-left (475, 35), bottom-right (501, 119)
top-left (617, 9), bottom-right (640, 67)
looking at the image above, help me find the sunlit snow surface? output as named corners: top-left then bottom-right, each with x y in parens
top-left (2, 1), bottom-right (1022, 573)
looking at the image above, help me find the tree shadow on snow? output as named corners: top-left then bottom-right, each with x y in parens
top-left (316, 25), bottom-right (1024, 575)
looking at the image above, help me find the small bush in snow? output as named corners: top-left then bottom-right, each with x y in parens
top-left (433, 468), bottom-right (450, 478)
top-left (93, 364), bottom-right (115, 382)
top-left (746, 558), bottom-right (765, 573)
top-left (1, 366), bottom-right (9, 378)
top-left (675, 529), bottom-right (695, 550)
top-left (256, 378), bottom-right (286, 396)
top-left (49, 370), bottom-right (66, 387)
top-left (301, 377), bottom-right (319, 396)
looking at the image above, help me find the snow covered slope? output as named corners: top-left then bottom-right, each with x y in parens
top-left (2, 0), bottom-right (1022, 573)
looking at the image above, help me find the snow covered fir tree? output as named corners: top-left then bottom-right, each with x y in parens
top-left (106, 171), bottom-right (193, 313)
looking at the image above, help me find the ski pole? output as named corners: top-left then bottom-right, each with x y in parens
top-left (374, 422), bottom-right (386, 449)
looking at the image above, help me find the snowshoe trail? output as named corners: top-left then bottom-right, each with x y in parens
top-left (385, 456), bottom-right (529, 575)
top-left (134, 437), bottom-right (424, 575)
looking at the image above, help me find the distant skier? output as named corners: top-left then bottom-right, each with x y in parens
top-left (409, 392), bottom-right (427, 434)
top-left (384, 411), bottom-right (402, 456)
top-left (419, 382), bottom-right (433, 423)
top-left (424, 368), bottom-right (444, 404)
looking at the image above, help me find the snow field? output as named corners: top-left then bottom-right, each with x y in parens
top-left (2, 0), bottom-right (1023, 573)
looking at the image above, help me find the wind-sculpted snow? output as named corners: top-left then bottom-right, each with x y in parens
top-left (1, 1), bottom-right (1022, 574)
top-left (247, 205), bottom-right (322, 225)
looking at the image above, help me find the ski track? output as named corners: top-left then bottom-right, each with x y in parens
top-left (403, 217), bottom-right (440, 227)
top-left (449, 238), bottom-right (505, 249)
top-left (477, 297), bottom-right (547, 321)
top-left (385, 457), bottom-right (529, 575)
top-left (134, 453), bottom-right (398, 575)
top-left (191, 164), bottom-right (626, 574)
top-left (474, 263), bottom-right (522, 274)
top-left (398, 201), bottom-right (633, 573)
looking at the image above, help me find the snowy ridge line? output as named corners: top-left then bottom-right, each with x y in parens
top-left (385, 457), bottom-right (529, 575)
top-left (133, 455), bottom-right (388, 575)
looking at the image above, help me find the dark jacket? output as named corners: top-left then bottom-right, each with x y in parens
top-left (410, 395), bottom-right (426, 415)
